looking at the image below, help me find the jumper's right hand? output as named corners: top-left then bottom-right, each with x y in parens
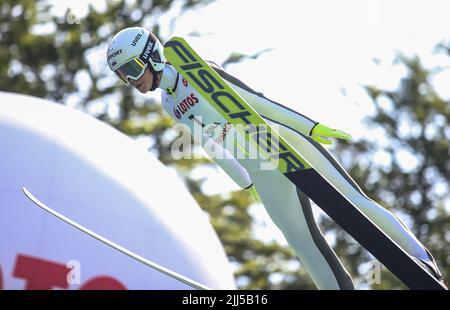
top-left (310, 123), bottom-right (352, 145)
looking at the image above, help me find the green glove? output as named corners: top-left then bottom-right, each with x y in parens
top-left (246, 185), bottom-right (261, 202)
top-left (310, 123), bottom-right (352, 145)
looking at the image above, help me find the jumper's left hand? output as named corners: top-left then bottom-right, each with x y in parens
top-left (310, 123), bottom-right (352, 145)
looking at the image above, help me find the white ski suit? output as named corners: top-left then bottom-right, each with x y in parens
top-left (157, 62), bottom-right (437, 290)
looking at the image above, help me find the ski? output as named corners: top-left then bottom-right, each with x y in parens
top-left (163, 37), bottom-right (446, 290)
top-left (22, 187), bottom-right (211, 290)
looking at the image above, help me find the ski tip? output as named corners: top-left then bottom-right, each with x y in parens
top-left (168, 36), bottom-right (185, 43)
top-left (22, 186), bottom-right (30, 195)
top-left (22, 187), bottom-right (35, 202)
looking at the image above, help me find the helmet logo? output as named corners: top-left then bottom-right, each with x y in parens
top-left (131, 33), bottom-right (142, 46)
top-left (107, 49), bottom-right (122, 61)
top-left (141, 41), bottom-right (154, 61)
top-left (151, 50), bottom-right (161, 63)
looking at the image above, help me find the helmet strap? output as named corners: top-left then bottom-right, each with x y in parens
top-left (150, 70), bottom-right (159, 91)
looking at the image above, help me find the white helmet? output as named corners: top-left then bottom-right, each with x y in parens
top-left (107, 27), bottom-right (166, 90)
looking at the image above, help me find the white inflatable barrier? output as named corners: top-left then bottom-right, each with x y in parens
top-left (0, 92), bottom-right (235, 290)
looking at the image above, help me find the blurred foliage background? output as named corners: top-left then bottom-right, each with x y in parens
top-left (0, 0), bottom-right (448, 289)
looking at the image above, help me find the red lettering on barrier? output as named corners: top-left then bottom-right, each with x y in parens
top-left (0, 265), bottom-right (3, 290)
top-left (13, 254), bottom-right (70, 290)
top-left (80, 276), bottom-right (126, 290)
top-left (4, 254), bottom-right (128, 290)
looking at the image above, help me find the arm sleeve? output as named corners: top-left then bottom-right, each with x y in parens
top-left (211, 65), bottom-right (319, 137)
top-left (162, 87), bottom-right (252, 189)
top-left (247, 93), bottom-right (318, 137)
top-left (201, 134), bottom-right (253, 189)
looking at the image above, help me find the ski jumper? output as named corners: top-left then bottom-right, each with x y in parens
top-left (158, 63), bottom-right (438, 290)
